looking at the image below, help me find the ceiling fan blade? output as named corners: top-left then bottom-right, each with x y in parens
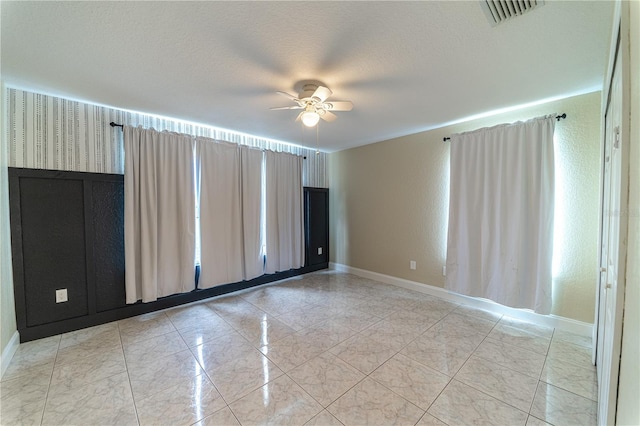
top-left (270, 106), bottom-right (303, 110)
top-left (276, 91), bottom-right (300, 102)
top-left (320, 111), bottom-right (337, 122)
top-left (312, 86), bottom-right (332, 102)
top-left (324, 101), bottom-right (353, 111)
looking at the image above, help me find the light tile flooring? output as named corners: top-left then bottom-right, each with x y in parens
top-left (1, 271), bottom-right (598, 426)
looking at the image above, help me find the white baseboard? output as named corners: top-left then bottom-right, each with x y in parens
top-left (1, 331), bottom-right (19, 379)
top-left (329, 262), bottom-right (593, 337)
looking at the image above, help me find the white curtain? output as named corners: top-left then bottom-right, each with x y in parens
top-left (265, 151), bottom-right (304, 274)
top-left (240, 146), bottom-right (265, 281)
top-left (124, 126), bottom-right (196, 303)
top-left (445, 115), bottom-right (555, 314)
top-left (197, 139), bottom-right (244, 289)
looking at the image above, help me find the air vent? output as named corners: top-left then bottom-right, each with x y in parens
top-left (480, 0), bottom-right (545, 26)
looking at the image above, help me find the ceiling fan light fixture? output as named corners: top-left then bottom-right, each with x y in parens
top-left (301, 110), bottom-right (320, 127)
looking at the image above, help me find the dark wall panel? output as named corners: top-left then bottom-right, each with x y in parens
top-left (19, 177), bottom-right (88, 326)
top-left (306, 188), bottom-right (329, 266)
top-left (10, 168), bottom-right (329, 342)
top-left (92, 181), bottom-right (126, 312)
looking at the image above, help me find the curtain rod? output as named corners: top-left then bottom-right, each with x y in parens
top-left (442, 113), bottom-right (567, 142)
top-left (110, 122), bottom-right (307, 159)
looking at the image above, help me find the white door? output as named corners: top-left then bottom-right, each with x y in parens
top-left (596, 47), bottom-right (624, 426)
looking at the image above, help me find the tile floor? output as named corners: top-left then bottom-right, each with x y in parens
top-left (1, 271), bottom-right (598, 425)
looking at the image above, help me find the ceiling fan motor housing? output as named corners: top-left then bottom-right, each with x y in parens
top-left (299, 84), bottom-right (321, 101)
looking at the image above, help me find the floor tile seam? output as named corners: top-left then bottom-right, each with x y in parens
top-left (366, 329), bottom-right (425, 354)
top-left (362, 373), bottom-right (428, 414)
top-left (537, 373), bottom-right (598, 402)
top-left (131, 368), bottom-right (210, 407)
top-left (190, 343), bottom-right (264, 376)
top-left (394, 347), bottom-right (460, 379)
top-left (468, 338), bottom-right (545, 380)
top-left (550, 335), bottom-right (592, 350)
top-left (538, 381), bottom-right (600, 405)
top-left (48, 362), bottom-right (130, 398)
top-left (54, 343), bottom-right (125, 367)
top-left (498, 317), bottom-right (555, 340)
top-left (280, 368), bottom-right (356, 411)
top-left (548, 338), bottom-right (594, 356)
top-left (167, 315), bottom-right (228, 332)
top-left (415, 412), bottom-right (451, 426)
top-left (204, 404), bottom-right (242, 426)
top-left (453, 304), bottom-right (505, 321)
top-left (177, 325), bottom-right (239, 347)
top-left (34, 362), bottom-right (56, 426)
top-left (421, 381), bottom-right (454, 426)
top-left (38, 335), bottom-right (64, 426)
top-left (117, 310), bottom-right (170, 326)
top-left (494, 323), bottom-right (553, 348)
top-left (481, 334), bottom-right (547, 356)
top-left (449, 378), bottom-right (531, 418)
top-left (451, 363), bottom-right (538, 413)
top-left (469, 351), bottom-right (543, 380)
top-left (123, 359), bottom-right (143, 426)
top-left (449, 329), bottom-right (488, 365)
top-left (488, 333), bottom-right (552, 357)
top-left (200, 365), bottom-right (258, 407)
top-left (365, 358), bottom-right (449, 413)
top-left (122, 343), bottom-right (185, 367)
top-left (527, 379), bottom-right (546, 417)
top-left (119, 323), bottom-right (180, 347)
top-left (122, 328), bottom-right (191, 370)
top-left (528, 413), bottom-right (554, 426)
top-left (541, 350), bottom-right (599, 377)
top-left (544, 353), bottom-right (597, 371)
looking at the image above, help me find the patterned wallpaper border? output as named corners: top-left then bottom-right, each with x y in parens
top-left (5, 88), bottom-right (328, 188)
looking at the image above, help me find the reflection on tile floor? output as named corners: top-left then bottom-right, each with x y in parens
top-left (1, 271), bottom-right (597, 425)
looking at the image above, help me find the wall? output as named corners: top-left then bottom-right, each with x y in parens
top-left (6, 88), bottom-right (328, 188)
top-left (1, 81), bottom-right (18, 364)
top-left (616, 0), bottom-right (639, 423)
top-left (330, 91), bottom-right (601, 323)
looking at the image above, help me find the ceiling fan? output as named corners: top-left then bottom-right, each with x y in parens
top-left (270, 83), bottom-right (353, 127)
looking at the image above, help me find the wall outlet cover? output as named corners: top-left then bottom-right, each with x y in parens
top-left (410, 260), bottom-right (416, 270)
top-left (55, 289), bottom-right (68, 303)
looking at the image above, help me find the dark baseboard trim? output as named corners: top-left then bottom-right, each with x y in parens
top-left (18, 263), bottom-right (329, 343)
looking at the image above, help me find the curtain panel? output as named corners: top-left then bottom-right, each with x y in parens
top-left (445, 115), bottom-right (556, 314)
top-left (197, 139), bottom-right (265, 288)
top-left (265, 151), bottom-right (305, 274)
top-left (124, 126), bottom-right (305, 301)
top-left (124, 126), bottom-right (196, 303)
top-left (240, 146), bottom-right (265, 281)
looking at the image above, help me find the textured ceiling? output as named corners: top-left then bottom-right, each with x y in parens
top-left (1, 1), bottom-right (614, 152)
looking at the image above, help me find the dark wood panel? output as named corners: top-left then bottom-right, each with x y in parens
top-left (306, 188), bottom-right (329, 266)
top-left (9, 168), bottom-right (329, 342)
top-left (19, 177), bottom-right (89, 326)
top-left (92, 180), bottom-right (126, 312)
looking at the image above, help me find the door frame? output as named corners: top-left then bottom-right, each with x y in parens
top-left (593, 1), bottom-right (631, 424)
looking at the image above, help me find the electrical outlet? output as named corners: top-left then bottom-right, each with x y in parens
top-left (410, 260), bottom-right (416, 270)
top-left (318, 247), bottom-right (323, 255)
top-left (55, 289), bottom-right (68, 303)
top-left (442, 266), bottom-right (447, 276)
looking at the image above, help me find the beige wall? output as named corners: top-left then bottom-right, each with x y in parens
top-left (1, 79), bottom-right (18, 356)
top-left (616, 0), bottom-right (639, 423)
top-left (330, 91), bottom-right (602, 323)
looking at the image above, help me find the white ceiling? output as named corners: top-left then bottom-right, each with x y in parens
top-left (1, 1), bottom-right (614, 152)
